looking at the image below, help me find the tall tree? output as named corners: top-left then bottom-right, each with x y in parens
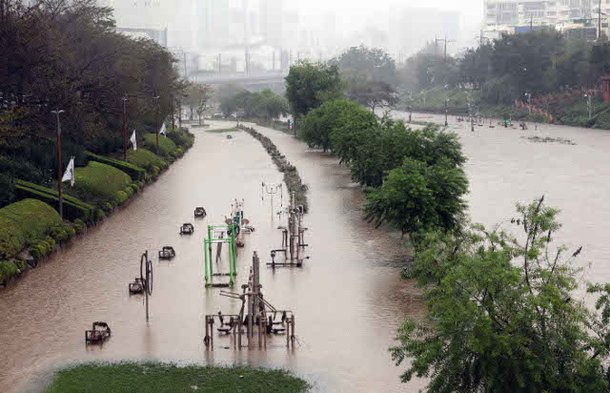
top-left (285, 61), bottom-right (343, 119)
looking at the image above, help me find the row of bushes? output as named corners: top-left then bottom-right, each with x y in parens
top-left (238, 125), bottom-right (309, 212)
top-left (0, 127), bottom-right (196, 287)
top-left (15, 179), bottom-right (98, 223)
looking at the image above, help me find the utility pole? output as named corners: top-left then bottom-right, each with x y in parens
top-left (585, 93), bottom-right (593, 120)
top-left (122, 96), bottom-right (128, 160)
top-left (51, 110), bottom-right (65, 220)
top-left (153, 95), bottom-right (161, 153)
top-left (599, 0), bottom-right (603, 41)
top-left (435, 36), bottom-right (455, 61)
top-left (218, 53), bottom-right (222, 74)
top-left (444, 98), bottom-right (449, 127)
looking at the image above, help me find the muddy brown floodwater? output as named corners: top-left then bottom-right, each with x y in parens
top-left (0, 121), bottom-right (422, 393)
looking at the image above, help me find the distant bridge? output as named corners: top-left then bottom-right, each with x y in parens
top-left (191, 71), bottom-right (287, 91)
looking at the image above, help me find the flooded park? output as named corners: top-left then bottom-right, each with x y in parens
top-left (1, 116), bottom-right (610, 392)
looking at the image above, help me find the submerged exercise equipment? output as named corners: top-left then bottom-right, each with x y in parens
top-left (158, 246), bottom-right (176, 260)
top-left (180, 223), bottom-right (194, 235)
top-left (204, 252), bottom-right (296, 350)
top-left (127, 251), bottom-right (153, 320)
top-left (85, 321), bottom-right (111, 345)
top-left (268, 192), bottom-right (308, 268)
top-left (204, 224), bottom-right (237, 288)
top-left (194, 207), bottom-right (207, 219)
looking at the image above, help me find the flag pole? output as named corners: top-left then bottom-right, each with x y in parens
top-left (122, 95), bottom-right (128, 161)
top-left (154, 95), bottom-right (160, 154)
top-left (51, 109), bottom-right (65, 220)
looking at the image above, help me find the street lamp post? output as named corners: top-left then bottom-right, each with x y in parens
top-left (584, 93), bottom-right (593, 120)
top-left (122, 96), bottom-right (128, 160)
top-left (153, 95), bottom-right (161, 154)
top-left (444, 98), bottom-right (449, 127)
top-left (51, 109), bottom-right (65, 220)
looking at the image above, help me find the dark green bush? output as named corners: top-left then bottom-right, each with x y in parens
top-left (86, 152), bottom-right (146, 181)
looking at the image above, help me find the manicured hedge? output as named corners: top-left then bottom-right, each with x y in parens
top-left (167, 129), bottom-right (195, 149)
top-left (127, 149), bottom-right (167, 173)
top-left (142, 133), bottom-right (178, 158)
top-left (70, 161), bottom-right (133, 206)
top-left (86, 152), bottom-right (146, 181)
top-left (0, 199), bottom-right (62, 260)
top-left (15, 180), bottom-right (95, 222)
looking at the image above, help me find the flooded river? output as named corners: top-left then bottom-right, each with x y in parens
top-left (2, 115), bottom-right (610, 392)
top-left (0, 121), bottom-right (418, 393)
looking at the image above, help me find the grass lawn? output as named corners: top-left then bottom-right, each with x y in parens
top-left (44, 363), bottom-right (309, 393)
top-left (127, 149), bottom-right (167, 172)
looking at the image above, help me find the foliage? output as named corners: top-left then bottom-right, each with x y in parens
top-left (0, 0), bottom-right (183, 186)
top-left (126, 149), bottom-right (167, 174)
top-left (85, 152), bottom-right (146, 181)
top-left (184, 83), bottom-right (213, 126)
top-left (333, 45), bottom-right (397, 85)
top-left (142, 133), bottom-right (178, 158)
top-left (393, 198), bottom-right (610, 392)
top-left (285, 61), bottom-right (344, 118)
top-left (68, 161), bottom-right (132, 206)
top-left (0, 172), bottom-right (15, 206)
top-left (217, 88), bottom-right (288, 120)
top-left (299, 99), bottom-right (373, 152)
top-left (44, 362), bottom-right (310, 393)
top-left (166, 128), bottom-right (194, 149)
top-left (364, 153), bottom-right (468, 235)
top-left (347, 80), bottom-right (398, 112)
top-left (0, 199), bottom-right (62, 260)
top-left (15, 179), bottom-right (95, 222)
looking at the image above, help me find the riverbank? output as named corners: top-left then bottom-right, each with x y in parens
top-left (44, 363), bottom-right (309, 393)
top-left (0, 127), bottom-right (195, 288)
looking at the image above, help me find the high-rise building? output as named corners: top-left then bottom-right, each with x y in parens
top-left (482, 0), bottom-right (608, 39)
top-left (102, 0), bottom-right (173, 46)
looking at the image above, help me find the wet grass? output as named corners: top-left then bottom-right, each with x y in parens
top-left (44, 362), bottom-right (309, 393)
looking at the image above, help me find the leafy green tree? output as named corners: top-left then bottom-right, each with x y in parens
top-left (393, 197), bottom-right (610, 392)
top-left (285, 61), bottom-right (343, 118)
top-left (364, 153), bottom-right (468, 235)
top-left (347, 80), bottom-right (398, 112)
top-left (299, 99), bottom-right (372, 152)
top-left (334, 45), bottom-right (397, 85)
top-left (184, 84), bottom-right (213, 125)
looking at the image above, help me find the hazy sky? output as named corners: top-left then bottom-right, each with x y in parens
top-left (293, 0), bottom-right (482, 15)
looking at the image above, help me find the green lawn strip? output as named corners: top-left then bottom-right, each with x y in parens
top-left (86, 152), bottom-right (146, 181)
top-left (0, 199), bottom-right (62, 260)
top-left (68, 161), bottom-right (133, 207)
top-left (44, 363), bottom-right (309, 393)
top-left (142, 133), bottom-right (178, 158)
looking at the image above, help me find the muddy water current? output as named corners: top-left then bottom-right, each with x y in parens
top-left (3, 115), bottom-right (610, 392)
top-left (0, 121), bottom-right (420, 393)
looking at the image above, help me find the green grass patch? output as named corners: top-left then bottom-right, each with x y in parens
top-left (86, 152), bottom-right (146, 181)
top-left (68, 161), bottom-right (132, 207)
top-left (0, 199), bottom-right (62, 260)
top-left (142, 133), bottom-right (178, 158)
top-left (44, 363), bottom-right (309, 393)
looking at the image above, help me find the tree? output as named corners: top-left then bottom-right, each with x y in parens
top-left (334, 45), bottom-right (397, 85)
top-left (185, 84), bottom-right (213, 126)
top-left (364, 153), bottom-right (468, 235)
top-left (392, 197), bottom-right (610, 392)
top-left (299, 99), bottom-right (374, 152)
top-left (347, 80), bottom-right (398, 112)
top-left (285, 61), bottom-right (343, 119)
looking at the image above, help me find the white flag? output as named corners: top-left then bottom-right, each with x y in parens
top-left (159, 122), bottom-right (167, 137)
top-left (129, 130), bottom-right (137, 150)
top-left (61, 157), bottom-right (75, 187)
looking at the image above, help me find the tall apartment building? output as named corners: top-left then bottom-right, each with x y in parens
top-left (483, 0), bottom-right (609, 39)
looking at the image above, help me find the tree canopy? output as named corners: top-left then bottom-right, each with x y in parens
top-left (285, 61), bottom-right (343, 118)
top-left (393, 197), bottom-right (610, 392)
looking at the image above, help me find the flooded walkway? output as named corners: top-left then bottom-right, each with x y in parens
top-left (0, 121), bottom-right (418, 393)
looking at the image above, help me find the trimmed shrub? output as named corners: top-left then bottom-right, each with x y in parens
top-left (0, 261), bottom-right (18, 284)
top-left (167, 129), bottom-right (195, 149)
top-left (69, 161), bottom-right (132, 206)
top-left (0, 199), bottom-right (62, 260)
top-left (127, 149), bottom-right (167, 173)
top-left (142, 133), bottom-right (178, 158)
top-left (73, 219), bottom-right (86, 234)
top-left (15, 179), bottom-right (95, 222)
top-left (86, 152), bottom-right (146, 181)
